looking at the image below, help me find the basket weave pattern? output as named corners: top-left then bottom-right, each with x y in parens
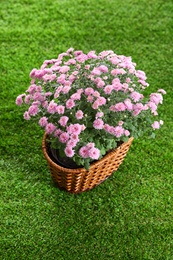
top-left (42, 133), bottom-right (133, 193)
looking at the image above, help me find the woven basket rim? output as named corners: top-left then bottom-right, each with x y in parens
top-left (42, 133), bottom-right (134, 173)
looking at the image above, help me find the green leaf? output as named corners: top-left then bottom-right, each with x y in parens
top-left (84, 159), bottom-right (90, 171)
top-left (150, 132), bottom-right (156, 138)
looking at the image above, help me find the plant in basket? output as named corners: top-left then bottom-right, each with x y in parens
top-left (16, 48), bottom-right (166, 171)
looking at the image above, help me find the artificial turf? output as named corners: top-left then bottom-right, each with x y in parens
top-left (0, 0), bottom-right (173, 259)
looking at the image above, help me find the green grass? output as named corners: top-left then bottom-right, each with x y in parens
top-left (0, 0), bottom-right (173, 259)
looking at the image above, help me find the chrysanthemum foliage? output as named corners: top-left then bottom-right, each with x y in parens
top-left (16, 48), bottom-right (166, 169)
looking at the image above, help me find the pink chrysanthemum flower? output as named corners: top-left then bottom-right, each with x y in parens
top-left (150, 93), bottom-right (163, 105)
top-left (104, 124), bottom-right (111, 133)
top-left (23, 111), bottom-right (30, 120)
top-left (39, 116), bottom-right (48, 127)
top-left (104, 85), bottom-right (113, 94)
top-left (152, 121), bottom-right (160, 129)
top-left (85, 87), bottom-right (94, 96)
top-left (59, 132), bottom-right (69, 143)
top-left (135, 70), bottom-right (147, 81)
top-left (66, 99), bottom-right (75, 109)
top-left (16, 96), bottom-right (23, 106)
top-left (92, 101), bottom-right (100, 110)
top-left (98, 65), bottom-right (108, 73)
top-left (58, 116), bottom-right (69, 127)
top-left (62, 85), bottom-right (71, 94)
top-left (70, 133), bottom-right (79, 143)
top-left (28, 105), bottom-right (39, 116)
top-left (124, 99), bottom-right (133, 111)
top-left (114, 126), bottom-right (124, 137)
top-left (96, 78), bottom-right (105, 88)
top-left (93, 91), bottom-right (100, 98)
top-left (65, 146), bottom-right (75, 158)
top-left (87, 95), bottom-right (94, 103)
top-left (96, 112), bottom-right (104, 118)
top-left (124, 130), bottom-right (130, 136)
top-left (47, 100), bottom-right (57, 114)
top-left (133, 103), bottom-right (144, 116)
top-left (76, 54), bottom-right (88, 63)
top-left (45, 123), bottom-right (56, 134)
top-left (24, 95), bottom-right (31, 104)
top-left (86, 143), bottom-right (95, 149)
top-left (54, 86), bottom-right (63, 98)
top-left (114, 102), bottom-right (126, 112)
top-left (88, 147), bottom-right (100, 160)
top-left (91, 67), bottom-right (101, 76)
top-left (71, 93), bottom-right (81, 100)
top-left (33, 92), bottom-right (44, 102)
top-left (79, 146), bottom-right (89, 158)
top-left (59, 65), bottom-right (70, 74)
top-left (54, 129), bottom-right (63, 137)
top-left (93, 119), bottom-right (104, 129)
top-left (26, 84), bottom-right (37, 94)
top-left (67, 139), bottom-right (78, 148)
top-left (97, 97), bottom-right (106, 105)
top-left (65, 58), bottom-right (76, 65)
top-left (67, 124), bottom-right (82, 135)
top-left (130, 91), bottom-right (143, 102)
top-left (147, 101), bottom-right (157, 114)
top-left (118, 121), bottom-right (124, 126)
top-left (56, 105), bottom-right (65, 114)
top-left (30, 68), bottom-right (37, 78)
top-left (76, 110), bottom-right (84, 120)
top-left (87, 50), bottom-right (98, 59)
top-left (16, 94), bottom-right (25, 106)
top-left (57, 74), bottom-right (66, 84)
top-left (157, 89), bottom-right (166, 95)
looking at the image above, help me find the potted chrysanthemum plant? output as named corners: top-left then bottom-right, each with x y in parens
top-left (16, 48), bottom-right (166, 193)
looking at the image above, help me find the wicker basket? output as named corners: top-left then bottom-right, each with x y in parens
top-left (42, 133), bottom-right (133, 194)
